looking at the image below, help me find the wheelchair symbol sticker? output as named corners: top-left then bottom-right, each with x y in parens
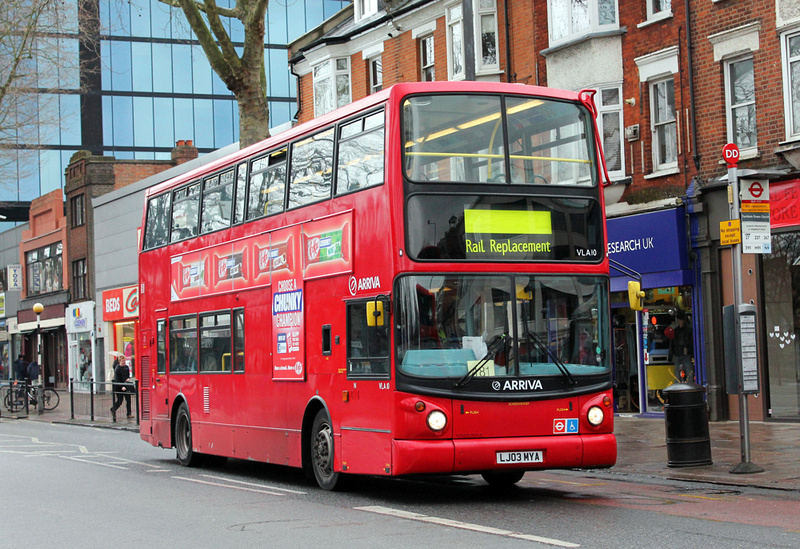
top-left (553, 418), bottom-right (579, 434)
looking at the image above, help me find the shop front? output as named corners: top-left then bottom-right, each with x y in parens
top-left (764, 178), bottom-right (800, 421)
top-left (608, 206), bottom-right (699, 415)
top-left (101, 286), bottom-right (139, 382)
top-left (66, 302), bottom-right (95, 383)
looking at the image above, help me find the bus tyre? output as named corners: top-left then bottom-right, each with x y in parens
top-left (311, 409), bottom-right (342, 491)
top-left (481, 470), bottom-right (525, 487)
top-left (175, 403), bottom-right (203, 467)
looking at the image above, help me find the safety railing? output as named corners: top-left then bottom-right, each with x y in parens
top-left (69, 378), bottom-right (139, 425)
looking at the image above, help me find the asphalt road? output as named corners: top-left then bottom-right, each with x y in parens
top-left (2, 419), bottom-right (799, 548)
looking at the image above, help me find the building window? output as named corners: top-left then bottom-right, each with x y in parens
top-left (548, 0), bottom-right (618, 44)
top-left (369, 57), bottom-right (383, 94)
top-left (355, 0), bottom-right (379, 22)
top-left (650, 77), bottom-right (677, 171)
top-left (70, 194), bottom-right (85, 228)
top-left (26, 243), bottom-right (63, 296)
top-left (597, 86), bottom-right (624, 176)
top-left (646, 0), bottom-right (672, 21)
top-left (725, 56), bottom-right (757, 150)
top-left (476, 0), bottom-right (499, 73)
top-left (782, 30), bottom-right (800, 140)
top-left (446, 4), bottom-right (465, 80)
top-left (72, 258), bottom-right (87, 301)
top-left (420, 35), bottom-right (435, 82)
top-left (313, 57), bottom-right (351, 117)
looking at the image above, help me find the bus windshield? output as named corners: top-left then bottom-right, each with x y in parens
top-left (395, 274), bottom-right (609, 379)
top-left (402, 94), bottom-right (595, 186)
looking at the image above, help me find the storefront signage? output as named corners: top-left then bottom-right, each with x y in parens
top-left (66, 302), bottom-right (95, 334)
top-left (0, 293), bottom-right (5, 317)
top-left (102, 286), bottom-right (139, 321)
top-left (6, 265), bottom-right (23, 291)
top-left (607, 208), bottom-right (689, 291)
top-left (769, 178), bottom-right (800, 229)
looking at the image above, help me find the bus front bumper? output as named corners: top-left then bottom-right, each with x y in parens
top-left (391, 433), bottom-right (617, 476)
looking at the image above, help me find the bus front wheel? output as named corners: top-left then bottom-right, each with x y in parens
top-left (310, 409), bottom-right (343, 491)
top-left (175, 402), bottom-right (203, 467)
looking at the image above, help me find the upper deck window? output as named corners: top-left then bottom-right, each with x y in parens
top-left (248, 148), bottom-right (287, 220)
top-left (289, 128), bottom-right (335, 209)
top-left (403, 94), bottom-right (595, 187)
top-left (200, 168), bottom-right (235, 234)
top-left (336, 111), bottom-right (385, 194)
top-left (171, 182), bottom-right (200, 242)
top-left (143, 192), bottom-right (172, 249)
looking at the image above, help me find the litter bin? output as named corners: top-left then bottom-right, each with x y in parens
top-left (662, 382), bottom-right (712, 467)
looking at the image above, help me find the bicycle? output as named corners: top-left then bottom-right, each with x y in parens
top-left (3, 380), bottom-right (60, 412)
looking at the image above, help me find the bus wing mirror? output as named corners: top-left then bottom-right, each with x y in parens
top-left (366, 300), bottom-right (385, 327)
top-left (628, 281), bottom-right (645, 311)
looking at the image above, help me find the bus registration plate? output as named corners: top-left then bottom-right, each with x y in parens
top-left (496, 450), bottom-right (543, 464)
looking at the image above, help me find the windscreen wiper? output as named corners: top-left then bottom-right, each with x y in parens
top-left (455, 334), bottom-right (509, 388)
top-left (523, 330), bottom-right (576, 386)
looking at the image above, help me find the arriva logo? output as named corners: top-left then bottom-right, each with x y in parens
top-left (493, 379), bottom-right (543, 391)
top-left (348, 275), bottom-right (381, 296)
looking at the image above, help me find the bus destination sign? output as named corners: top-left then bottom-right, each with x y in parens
top-left (464, 209), bottom-right (553, 260)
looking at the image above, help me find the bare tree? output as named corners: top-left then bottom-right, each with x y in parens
top-left (159, 0), bottom-right (271, 148)
top-left (0, 0), bottom-right (83, 188)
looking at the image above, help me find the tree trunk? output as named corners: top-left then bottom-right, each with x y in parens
top-left (236, 80), bottom-right (271, 149)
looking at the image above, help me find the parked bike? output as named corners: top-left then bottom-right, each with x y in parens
top-left (3, 380), bottom-right (60, 412)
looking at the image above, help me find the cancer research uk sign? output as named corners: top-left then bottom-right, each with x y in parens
top-left (607, 208), bottom-right (689, 287)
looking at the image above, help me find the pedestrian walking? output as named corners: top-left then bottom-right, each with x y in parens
top-left (110, 357), bottom-right (132, 421)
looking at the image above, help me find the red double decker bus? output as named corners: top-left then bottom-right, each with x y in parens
top-left (138, 81), bottom-right (616, 490)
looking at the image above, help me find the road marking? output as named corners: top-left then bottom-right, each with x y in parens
top-left (173, 476), bottom-right (290, 496)
top-left (60, 455), bottom-right (128, 470)
top-left (355, 505), bottom-right (580, 547)
top-left (201, 474), bottom-right (306, 494)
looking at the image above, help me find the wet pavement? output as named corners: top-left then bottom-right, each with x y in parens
top-left (7, 395), bottom-right (800, 492)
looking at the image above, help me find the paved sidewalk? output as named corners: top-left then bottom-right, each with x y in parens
top-left (10, 398), bottom-right (800, 492)
top-left (609, 415), bottom-right (800, 491)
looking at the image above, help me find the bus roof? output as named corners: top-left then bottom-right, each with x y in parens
top-left (144, 81), bottom-right (583, 199)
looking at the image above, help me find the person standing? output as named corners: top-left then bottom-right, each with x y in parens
top-left (671, 311), bottom-right (694, 382)
top-left (110, 357), bottom-right (132, 420)
top-left (14, 355), bottom-right (28, 381)
top-left (26, 361), bottom-right (40, 384)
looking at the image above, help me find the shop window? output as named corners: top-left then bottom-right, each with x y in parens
top-left (346, 300), bottom-right (390, 378)
top-left (26, 242), bottom-right (63, 296)
top-left (114, 320), bottom-right (137, 376)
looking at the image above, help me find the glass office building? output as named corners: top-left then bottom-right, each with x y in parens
top-left (2, 0), bottom-right (349, 215)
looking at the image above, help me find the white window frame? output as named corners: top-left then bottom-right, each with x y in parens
top-left (595, 85), bottom-right (625, 178)
top-left (782, 29), bottom-right (800, 141)
top-left (644, 0), bottom-right (672, 25)
top-left (312, 57), bottom-right (351, 118)
top-left (547, 0), bottom-right (619, 45)
top-left (475, 0), bottom-right (500, 74)
top-left (420, 35), bottom-right (435, 82)
top-left (355, 0), bottom-right (379, 23)
top-left (369, 56), bottom-right (383, 94)
top-left (724, 55), bottom-right (757, 152)
top-left (650, 77), bottom-right (678, 172)
top-left (446, 3), bottom-right (465, 80)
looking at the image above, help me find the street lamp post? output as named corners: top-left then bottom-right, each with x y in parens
top-left (33, 302), bottom-right (44, 415)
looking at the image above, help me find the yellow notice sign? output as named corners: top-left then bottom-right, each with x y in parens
top-left (720, 219), bottom-right (741, 245)
top-left (464, 209), bottom-right (552, 234)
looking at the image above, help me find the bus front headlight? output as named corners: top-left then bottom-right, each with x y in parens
top-left (427, 410), bottom-right (447, 432)
top-left (587, 405), bottom-right (604, 426)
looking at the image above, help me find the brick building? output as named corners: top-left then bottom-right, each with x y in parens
top-left (288, 0), bottom-right (800, 421)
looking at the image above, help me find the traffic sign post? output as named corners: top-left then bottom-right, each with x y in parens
top-left (722, 143), bottom-right (763, 475)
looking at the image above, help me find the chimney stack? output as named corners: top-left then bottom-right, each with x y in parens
top-left (172, 139), bottom-right (198, 165)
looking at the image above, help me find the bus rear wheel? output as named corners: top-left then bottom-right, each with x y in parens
top-left (481, 470), bottom-right (525, 487)
top-left (175, 402), bottom-right (203, 467)
top-left (310, 410), bottom-right (343, 491)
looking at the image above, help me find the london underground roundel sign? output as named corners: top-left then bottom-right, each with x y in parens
top-left (722, 143), bottom-right (740, 167)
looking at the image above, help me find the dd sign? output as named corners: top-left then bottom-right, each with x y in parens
top-left (723, 143), bottom-right (740, 167)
